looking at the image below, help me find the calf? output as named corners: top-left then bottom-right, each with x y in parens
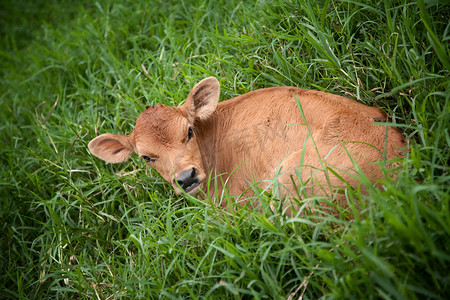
top-left (89, 77), bottom-right (405, 208)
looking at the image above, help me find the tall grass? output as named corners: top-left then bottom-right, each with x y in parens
top-left (1, 0), bottom-right (449, 298)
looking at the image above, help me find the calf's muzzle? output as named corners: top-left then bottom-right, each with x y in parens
top-left (174, 167), bottom-right (200, 193)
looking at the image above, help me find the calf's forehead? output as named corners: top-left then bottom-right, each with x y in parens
top-left (133, 104), bottom-right (188, 150)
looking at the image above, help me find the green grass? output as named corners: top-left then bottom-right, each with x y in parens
top-left (1, 0), bottom-right (449, 298)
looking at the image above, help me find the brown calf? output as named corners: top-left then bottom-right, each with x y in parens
top-left (89, 77), bottom-right (405, 207)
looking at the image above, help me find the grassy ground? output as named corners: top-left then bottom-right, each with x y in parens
top-left (1, 0), bottom-right (449, 298)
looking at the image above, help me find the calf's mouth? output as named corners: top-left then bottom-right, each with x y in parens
top-left (184, 182), bottom-right (200, 194)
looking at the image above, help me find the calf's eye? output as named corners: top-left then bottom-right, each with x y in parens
top-left (142, 156), bottom-right (155, 163)
top-left (187, 127), bottom-right (194, 140)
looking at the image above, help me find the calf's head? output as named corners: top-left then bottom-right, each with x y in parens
top-left (88, 77), bottom-right (220, 195)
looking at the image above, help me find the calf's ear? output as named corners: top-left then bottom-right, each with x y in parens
top-left (88, 133), bottom-right (134, 163)
top-left (183, 77), bottom-right (220, 121)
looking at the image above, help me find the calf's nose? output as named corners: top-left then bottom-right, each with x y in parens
top-left (174, 168), bottom-right (199, 192)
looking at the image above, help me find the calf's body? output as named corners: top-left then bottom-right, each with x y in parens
top-left (89, 77), bottom-right (405, 208)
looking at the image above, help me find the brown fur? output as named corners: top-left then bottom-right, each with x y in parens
top-left (89, 77), bottom-right (406, 210)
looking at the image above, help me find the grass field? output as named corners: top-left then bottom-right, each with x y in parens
top-left (1, 0), bottom-right (449, 298)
